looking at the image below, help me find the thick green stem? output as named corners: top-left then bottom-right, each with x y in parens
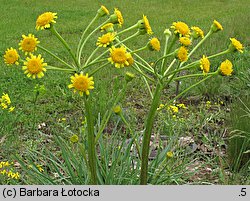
top-left (50, 26), bottom-right (79, 68)
top-left (84, 96), bottom-right (97, 184)
top-left (160, 34), bottom-right (171, 74)
top-left (140, 82), bottom-right (163, 184)
top-left (37, 45), bottom-right (75, 69)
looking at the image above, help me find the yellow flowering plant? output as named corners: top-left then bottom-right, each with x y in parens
top-left (4, 5), bottom-right (244, 185)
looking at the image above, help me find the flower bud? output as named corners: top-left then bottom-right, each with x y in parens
top-left (125, 72), bottom-right (135, 82)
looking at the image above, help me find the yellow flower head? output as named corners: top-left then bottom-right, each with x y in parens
top-left (19, 34), bottom-right (40, 55)
top-left (229, 38), bottom-right (244, 53)
top-left (177, 46), bottom-right (188, 62)
top-left (220, 59), bottom-right (233, 76)
top-left (70, 134), bottom-right (79, 143)
top-left (179, 37), bottom-right (191, 46)
top-left (108, 46), bottom-right (130, 68)
top-left (211, 20), bottom-right (223, 32)
top-left (148, 37), bottom-right (160, 51)
top-left (68, 72), bottom-right (94, 96)
top-left (200, 55), bottom-right (210, 73)
top-left (113, 105), bottom-right (122, 115)
top-left (22, 54), bottom-right (47, 79)
top-left (110, 8), bottom-right (124, 27)
top-left (96, 32), bottom-right (116, 47)
top-left (171, 21), bottom-right (190, 37)
top-left (191, 26), bottom-right (204, 39)
top-left (4, 48), bottom-right (19, 65)
top-left (36, 12), bottom-right (57, 30)
top-left (168, 105), bottom-right (179, 113)
top-left (0, 93), bottom-right (11, 109)
top-left (139, 15), bottom-right (153, 35)
top-left (97, 5), bottom-right (109, 17)
top-left (166, 151), bottom-right (174, 158)
top-left (125, 53), bottom-right (134, 66)
top-left (36, 165), bottom-right (44, 172)
top-left (101, 23), bottom-right (114, 32)
top-left (125, 71), bottom-right (135, 82)
top-left (9, 106), bottom-right (15, 112)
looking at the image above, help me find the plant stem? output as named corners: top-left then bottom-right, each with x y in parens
top-left (116, 23), bottom-right (138, 36)
top-left (89, 62), bottom-right (109, 76)
top-left (77, 14), bottom-right (99, 59)
top-left (46, 65), bottom-right (76, 72)
top-left (188, 30), bottom-right (212, 58)
top-left (173, 71), bottom-right (218, 80)
top-left (50, 26), bottom-right (79, 68)
top-left (37, 45), bottom-right (75, 70)
top-left (78, 19), bottom-right (110, 65)
top-left (207, 49), bottom-right (229, 59)
top-left (84, 95), bottom-right (97, 184)
top-left (166, 74), bottom-right (215, 105)
top-left (140, 82), bottom-right (163, 184)
top-left (130, 46), bottom-right (147, 54)
top-left (85, 46), bottom-right (100, 65)
top-left (160, 34), bottom-right (171, 74)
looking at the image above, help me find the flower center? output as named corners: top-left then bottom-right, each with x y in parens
top-left (74, 77), bottom-right (89, 91)
top-left (111, 49), bottom-right (127, 63)
top-left (22, 38), bottom-right (36, 51)
top-left (27, 59), bottom-right (43, 74)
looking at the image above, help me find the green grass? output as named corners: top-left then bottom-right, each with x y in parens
top-left (0, 0), bottom-right (249, 184)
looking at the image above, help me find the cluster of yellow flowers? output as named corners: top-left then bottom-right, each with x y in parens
top-left (170, 20), bottom-right (243, 76)
top-left (0, 93), bottom-right (15, 112)
top-left (3, 5), bottom-right (244, 98)
top-left (0, 161), bottom-right (20, 180)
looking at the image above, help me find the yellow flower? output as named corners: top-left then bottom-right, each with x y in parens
top-left (96, 32), bottom-right (116, 47)
top-left (200, 55), bottom-right (210, 73)
top-left (68, 72), bottom-right (94, 96)
top-left (100, 23), bottom-right (114, 32)
top-left (166, 151), bottom-right (174, 158)
top-left (141, 15), bottom-right (153, 35)
top-left (148, 37), bottom-right (160, 51)
top-left (179, 37), bottom-right (191, 46)
top-left (125, 53), bottom-right (134, 66)
top-left (70, 134), bottom-right (79, 143)
top-left (191, 26), bottom-right (204, 39)
top-left (36, 165), bottom-right (44, 172)
top-left (168, 105), bottom-right (179, 113)
top-left (113, 105), bottom-right (122, 115)
top-left (110, 8), bottom-right (124, 27)
top-left (97, 5), bottom-right (109, 17)
top-left (36, 12), bottom-right (57, 30)
top-left (157, 104), bottom-right (165, 111)
top-left (4, 48), bottom-right (19, 65)
top-left (22, 54), bottom-right (47, 79)
top-left (211, 20), bottom-right (223, 32)
top-left (125, 71), bottom-right (135, 82)
top-left (177, 46), bottom-right (188, 62)
top-left (9, 106), bottom-right (15, 112)
top-left (220, 59), bottom-right (233, 76)
top-left (0, 93), bottom-right (12, 110)
top-left (108, 46), bottom-right (130, 68)
top-left (19, 34), bottom-right (40, 55)
top-left (177, 103), bottom-right (187, 109)
top-left (229, 38), bottom-right (244, 53)
top-left (171, 21), bottom-right (190, 36)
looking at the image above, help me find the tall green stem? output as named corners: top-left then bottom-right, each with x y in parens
top-left (50, 26), bottom-right (79, 68)
top-left (84, 96), bottom-right (97, 184)
top-left (140, 82), bottom-right (162, 184)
